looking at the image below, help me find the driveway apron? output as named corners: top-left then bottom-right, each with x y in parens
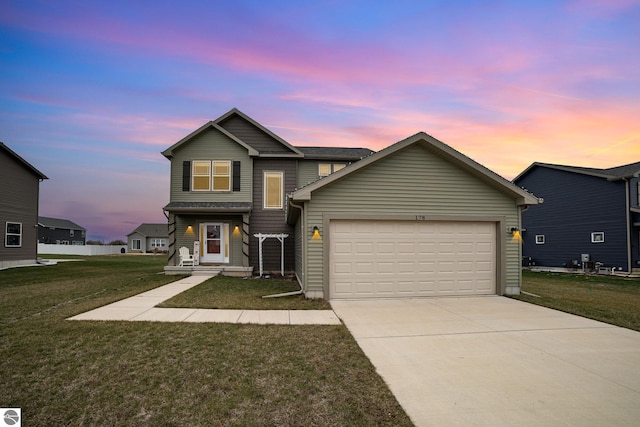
top-left (331, 296), bottom-right (640, 427)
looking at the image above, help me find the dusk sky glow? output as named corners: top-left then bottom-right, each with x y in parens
top-left (2, 0), bottom-right (639, 241)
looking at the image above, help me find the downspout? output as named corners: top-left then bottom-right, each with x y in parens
top-left (625, 179), bottom-right (632, 273)
top-left (262, 199), bottom-right (305, 298)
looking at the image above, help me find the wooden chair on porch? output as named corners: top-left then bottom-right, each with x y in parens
top-left (178, 246), bottom-right (194, 267)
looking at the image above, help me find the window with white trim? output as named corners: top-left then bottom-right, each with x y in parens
top-left (535, 235), bottom-right (545, 244)
top-left (151, 239), bottom-right (166, 248)
top-left (5, 222), bottom-right (22, 247)
top-left (319, 163), bottom-right (347, 177)
top-left (264, 171), bottom-right (283, 209)
top-left (591, 232), bottom-right (605, 243)
top-left (132, 239), bottom-right (141, 250)
top-left (192, 160), bottom-right (231, 191)
top-left (70, 229), bottom-right (75, 237)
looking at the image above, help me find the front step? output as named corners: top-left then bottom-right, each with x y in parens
top-left (164, 265), bottom-right (253, 277)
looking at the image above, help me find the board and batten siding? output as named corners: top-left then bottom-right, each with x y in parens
top-left (302, 143), bottom-right (521, 298)
top-left (169, 128), bottom-right (252, 203)
top-left (0, 149), bottom-right (41, 265)
top-left (250, 158), bottom-right (297, 271)
top-left (517, 167), bottom-right (629, 270)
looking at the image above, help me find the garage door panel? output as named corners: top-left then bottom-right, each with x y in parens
top-left (330, 220), bottom-right (496, 299)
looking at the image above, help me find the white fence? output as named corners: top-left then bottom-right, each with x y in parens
top-left (38, 243), bottom-right (127, 256)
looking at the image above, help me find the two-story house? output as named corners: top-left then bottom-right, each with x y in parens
top-left (514, 161), bottom-right (640, 273)
top-left (161, 108), bottom-right (373, 275)
top-left (38, 216), bottom-right (86, 245)
top-left (0, 142), bottom-right (48, 269)
top-left (163, 109), bottom-right (539, 299)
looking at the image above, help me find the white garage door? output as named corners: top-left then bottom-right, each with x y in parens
top-left (330, 220), bottom-right (496, 299)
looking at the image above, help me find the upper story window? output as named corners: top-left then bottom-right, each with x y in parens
top-left (535, 235), bottom-right (545, 244)
top-left (319, 163), bottom-right (347, 177)
top-left (591, 232), bottom-right (605, 243)
top-left (70, 229), bottom-right (75, 237)
top-left (192, 160), bottom-right (231, 191)
top-left (264, 171), bottom-right (283, 209)
top-left (5, 222), bottom-right (22, 247)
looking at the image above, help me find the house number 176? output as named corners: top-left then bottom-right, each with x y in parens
top-left (415, 215), bottom-right (427, 220)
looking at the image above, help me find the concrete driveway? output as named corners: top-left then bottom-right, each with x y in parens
top-left (331, 296), bottom-right (640, 427)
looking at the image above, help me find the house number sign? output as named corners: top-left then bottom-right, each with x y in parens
top-left (415, 215), bottom-right (427, 220)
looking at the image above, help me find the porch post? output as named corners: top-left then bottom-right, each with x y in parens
top-left (242, 214), bottom-right (250, 268)
top-left (167, 212), bottom-right (176, 266)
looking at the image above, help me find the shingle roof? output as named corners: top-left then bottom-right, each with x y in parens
top-left (297, 146), bottom-right (375, 160)
top-left (163, 202), bottom-right (253, 213)
top-left (38, 216), bottom-right (85, 231)
top-left (515, 161), bottom-right (640, 182)
top-left (127, 223), bottom-right (168, 237)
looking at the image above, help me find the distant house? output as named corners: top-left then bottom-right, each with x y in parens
top-left (161, 108), bottom-right (538, 299)
top-left (0, 142), bottom-right (48, 268)
top-left (38, 216), bottom-right (86, 245)
top-left (514, 161), bottom-right (640, 273)
top-left (127, 223), bottom-right (168, 253)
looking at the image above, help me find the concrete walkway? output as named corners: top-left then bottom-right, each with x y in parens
top-left (68, 274), bottom-right (341, 325)
top-left (332, 297), bottom-right (640, 427)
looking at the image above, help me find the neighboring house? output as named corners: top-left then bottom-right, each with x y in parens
top-left (162, 109), bottom-right (538, 299)
top-left (127, 223), bottom-right (169, 253)
top-left (514, 161), bottom-right (640, 273)
top-left (0, 142), bottom-right (48, 268)
top-left (161, 108), bottom-right (373, 275)
top-left (38, 216), bottom-right (86, 245)
top-left (287, 132), bottom-right (539, 299)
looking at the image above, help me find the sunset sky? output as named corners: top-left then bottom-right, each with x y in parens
top-left (2, 0), bottom-right (639, 241)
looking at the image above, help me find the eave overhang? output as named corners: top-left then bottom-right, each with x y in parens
top-left (163, 202), bottom-right (252, 214)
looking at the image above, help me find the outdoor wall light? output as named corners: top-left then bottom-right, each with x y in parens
top-left (312, 226), bottom-right (322, 240)
top-left (509, 227), bottom-right (522, 243)
top-left (184, 225), bottom-right (195, 237)
top-left (233, 225), bottom-right (240, 235)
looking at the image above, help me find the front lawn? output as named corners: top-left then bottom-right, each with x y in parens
top-left (514, 270), bottom-right (640, 331)
top-left (159, 275), bottom-right (332, 310)
top-left (0, 256), bottom-right (412, 426)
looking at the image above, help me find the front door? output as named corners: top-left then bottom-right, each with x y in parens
top-left (200, 223), bottom-right (226, 263)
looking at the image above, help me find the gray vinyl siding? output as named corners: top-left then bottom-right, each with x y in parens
top-left (219, 115), bottom-right (296, 154)
top-left (169, 127), bottom-right (252, 203)
top-left (128, 232), bottom-right (146, 252)
top-left (297, 160), bottom-right (322, 188)
top-left (174, 215), bottom-right (244, 266)
top-left (0, 149), bottom-right (40, 265)
top-left (302, 143), bottom-right (521, 297)
top-left (250, 158), bottom-right (297, 272)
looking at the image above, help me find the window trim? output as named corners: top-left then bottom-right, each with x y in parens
top-left (192, 160), bottom-right (232, 192)
top-left (535, 235), bottom-right (545, 244)
top-left (151, 238), bottom-right (166, 248)
top-left (5, 222), bottom-right (22, 248)
top-left (131, 239), bottom-right (141, 250)
top-left (318, 163), bottom-right (332, 177)
top-left (264, 171), bottom-right (284, 209)
top-left (591, 232), bottom-right (605, 243)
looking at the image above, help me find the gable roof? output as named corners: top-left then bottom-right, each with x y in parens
top-left (38, 216), bottom-right (85, 231)
top-left (297, 146), bottom-right (374, 161)
top-left (290, 132), bottom-right (540, 206)
top-left (514, 161), bottom-right (640, 182)
top-left (1, 142), bottom-right (48, 179)
top-left (127, 223), bottom-right (168, 237)
top-left (161, 108), bottom-right (302, 159)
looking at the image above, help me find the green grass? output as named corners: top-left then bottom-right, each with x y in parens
top-left (0, 256), bottom-right (412, 426)
top-left (159, 275), bottom-right (332, 310)
top-left (513, 270), bottom-right (640, 331)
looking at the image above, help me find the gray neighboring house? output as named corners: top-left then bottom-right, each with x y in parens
top-left (0, 142), bottom-right (48, 268)
top-left (127, 223), bottom-right (169, 253)
top-left (38, 216), bottom-right (86, 245)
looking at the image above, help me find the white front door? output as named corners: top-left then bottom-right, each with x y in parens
top-left (200, 223), bottom-right (228, 263)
